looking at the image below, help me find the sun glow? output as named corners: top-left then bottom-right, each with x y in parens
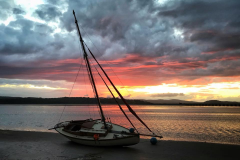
top-left (173, 28), bottom-right (184, 39)
top-left (155, 0), bottom-right (170, 6)
top-left (127, 82), bottom-right (240, 100)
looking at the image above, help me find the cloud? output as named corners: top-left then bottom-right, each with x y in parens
top-left (150, 93), bottom-right (185, 97)
top-left (45, 0), bottom-right (64, 5)
top-left (0, 19), bottom-right (46, 55)
top-left (13, 8), bottom-right (25, 15)
top-left (33, 4), bottom-right (62, 21)
top-left (158, 0), bottom-right (240, 53)
top-left (60, 0), bottom-right (179, 58)
top-left (158, 1), bottom-right (240, 29)
top-left (0, 58), bottom-right (84, 82)
top-left (0, 78), bottom-right (71, 97)
top-left (0, 0), bottom-right (240, 99)
top-left (0, 0), bottom-right (15, 21)
top-left (0, 18), bottom-right (81, 65)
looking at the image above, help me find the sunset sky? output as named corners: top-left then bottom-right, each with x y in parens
top-left (0, 0), bottom-right (240, 102)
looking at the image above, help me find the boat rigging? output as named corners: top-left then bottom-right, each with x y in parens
top-left (50, 10), bottom-right (163, 146)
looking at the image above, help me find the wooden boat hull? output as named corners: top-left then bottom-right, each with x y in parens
top-left (61, 132), bottom-right (139, 146)
top-left (55, 120), bottom-right (140, 146)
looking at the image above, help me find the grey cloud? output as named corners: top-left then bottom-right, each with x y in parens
top-left (0, 55), bottom-right (87, 82)
top-left (150, 93), bottom-right (185, 97)
top-left (190, 31), bottom-right (215, 42)
top-left (1, 0), bottom-right (240, 83)
top-left (0, 78), bottom-right (68, 88)
top-left (34, 4), bottom-right (62, 21)
top-left (0, 14), bottom-right (77, 63)
top-left (0, 18), bottom-right (52, 55)
top-left (63, 0), bottom-right (240, 79)
top-left (228, 19), bottom-right (240, 28)
top-left (13, 8), bottom-right (25, 15)
top-left (158, 0), bottom-right (240, 53)
top-left (60, 0), bottom-right (177, 59)
top-left (45, 0), bottom-right (65, 6)
top-left (158, 1), bottom-right (240, 29)
top-left (0, 0), bottom-right (15, 20)
top-left (180, 59), bottom-right (240, 78)
top-left (189, 30), bottom-right (240, 52)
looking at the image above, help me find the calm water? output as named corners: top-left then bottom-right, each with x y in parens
top-left (0, 104), bottom-right (239, 145)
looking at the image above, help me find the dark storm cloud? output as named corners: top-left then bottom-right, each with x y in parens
top-left (189, 30), bottom-right (240, 52)
top-left (158, 0), bottom-right (240, 52)
top-left (0, 65), bottom-right (32, 76)
top-left (61, 0), bottom-right (135, 39)
top-left (0, 59), bottom-right (83, 81)
top-left (33, 4), bottom-right (62, 21)
top-left (180, 59), bottom-right (240, 78)
top-left (154, 0), bottom-right (240, 79)
top-left (0, 0), bottom-right (15, 20)
top-left (59, 0), bottom-right (180, 60)
top-left (158, 0), bottom-right (240, 29)
top-left (45, 0), bottom-right (65, 6)
top-left (0, 0), bottom-right (240, 83)
top-left (13, 8), bottom-right (25, 15)
top-left (0, 17), bottom-right (53, 55)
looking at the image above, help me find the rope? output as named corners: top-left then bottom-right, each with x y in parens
top-left (81, 57), bottom-right (91, 118)
top-left (88, 56), bottom-right (137, 131)
top-left (75, 24), bottom-right (159, 136)
top-left (58, 30), bottom-right (84, 123)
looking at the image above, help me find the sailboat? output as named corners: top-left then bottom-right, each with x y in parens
top-left (50, 10), bottom-right (163, 146)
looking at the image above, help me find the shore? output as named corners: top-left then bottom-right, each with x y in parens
top-left (0, 130), bottom-right (239, 160)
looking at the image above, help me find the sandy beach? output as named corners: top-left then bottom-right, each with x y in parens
top-left (0, 130), bottom-right (239, 160)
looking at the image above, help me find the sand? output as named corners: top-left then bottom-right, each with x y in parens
top-left (0, 130), bottom-right (239, 160)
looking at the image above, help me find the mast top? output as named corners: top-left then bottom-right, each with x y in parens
top-left (73, 10), bottom-right (106, 128)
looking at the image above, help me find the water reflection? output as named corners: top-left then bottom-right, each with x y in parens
top-left (0, 104), bottom-right (239, 145)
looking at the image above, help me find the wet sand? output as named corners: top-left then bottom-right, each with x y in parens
top-left (0, 130), bottom-right (239, 160)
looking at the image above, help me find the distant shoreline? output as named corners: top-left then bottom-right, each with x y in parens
top-left (1, 103), bottom-right (240, 106)
top-left (0, 97), bottom-right (151, 105)
top-left (0, 97), bottom-right (239, 106)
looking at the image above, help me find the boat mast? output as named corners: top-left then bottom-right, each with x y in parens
top-left (86, 46), bottom-right (154, 133)
top-left (73, 10), bottom-right (106, 128)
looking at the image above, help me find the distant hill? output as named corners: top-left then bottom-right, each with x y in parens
top-left (142, 99), bottom-right (240, 106)
top-left (0, 96), bottom-right (18, 99)
top-left (204, 100), bottom-right (239, 104)
top-left (0, 97), bottom-right (239, 106)
top-left (0, 97), bottom-right (152, 105)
